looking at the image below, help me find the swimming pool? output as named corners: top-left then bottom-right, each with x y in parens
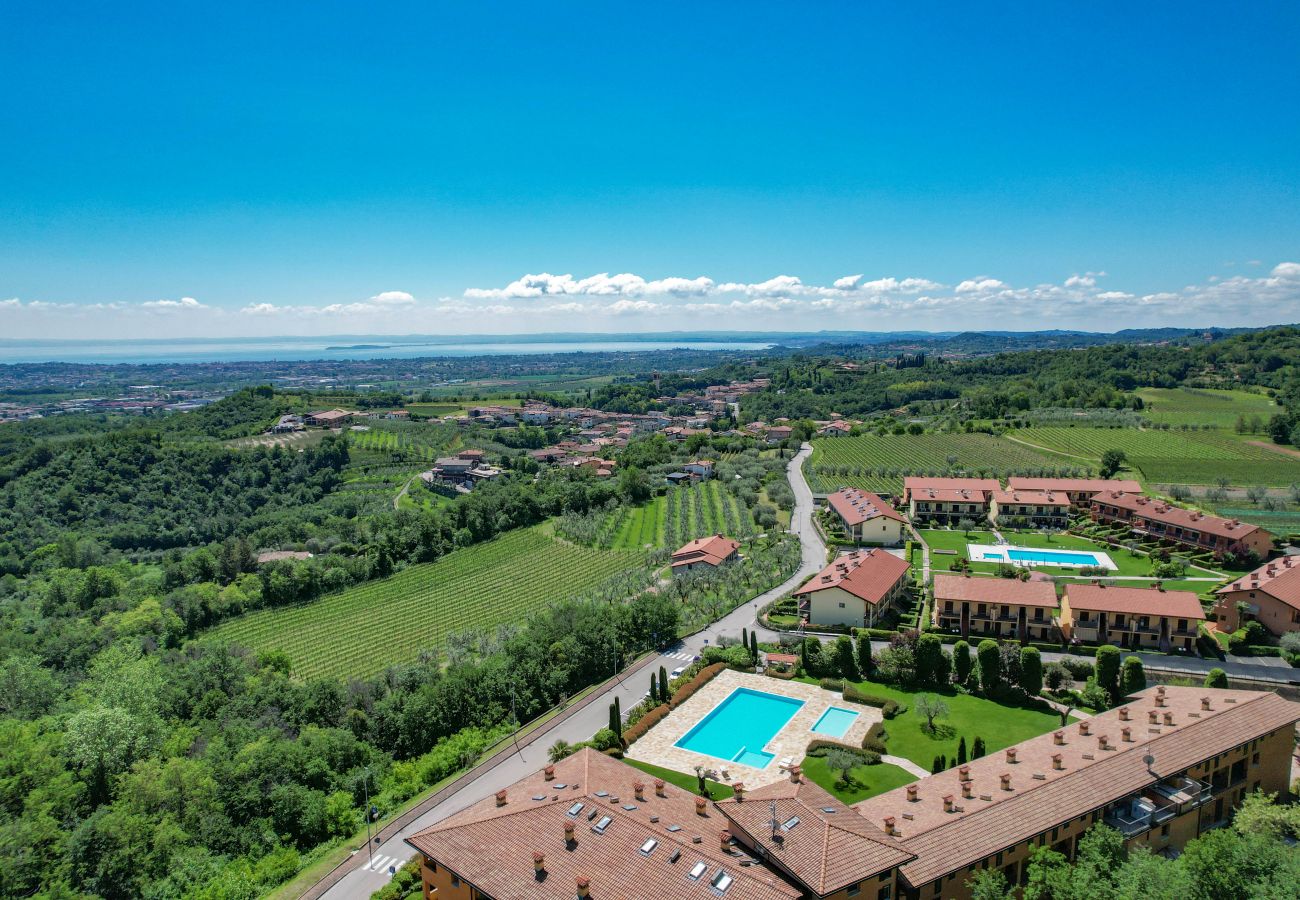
top-left (810, 706), bottom-right (860, 738)
top-left (675, 688), bottom-right (805, 769)
top-left (968, 543), bottom-right (1117, 571)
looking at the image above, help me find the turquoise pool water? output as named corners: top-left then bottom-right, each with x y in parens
top-left (1008, 548), bottom-right (1100, 566)
top-left (675, 688), bottom-right (805, 769)
top-left (810, 706), bottom-right (860, 738)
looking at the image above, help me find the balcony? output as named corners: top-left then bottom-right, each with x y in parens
top-left (1105, 793), bottom-right (1177, 837)
top-left (1151, 776), bottom-right (1212, 812)
top-left (969, 611), bottom-right (992, 621)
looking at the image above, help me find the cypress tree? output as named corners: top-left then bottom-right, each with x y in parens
top-left (609, 703), bottom-right (620, 736)
top-left (660, 665), bottom-right (670, 702)
top-left (650, 673), bottom-right (658, 703)
top-left (972, 736), bottom-right (985, 758)
top-left (931, 754), bottom-right (947, 774)
top-left (956, 737), bottom-right (967, 765)
top-left (742, 627), bottom-right (749, 649)
top-left (750, 631), bottom-right (759, 661)
top-left (1120, 656), bottom-right (1146, 697)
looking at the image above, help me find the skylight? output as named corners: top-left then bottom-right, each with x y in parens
top-left (821, 807), bottom-right (837, 814)
top-left (781, 816), bottom-right (801, 831)
top-left (711, 870), bottom-right (734, 892)
top-left (592, 815), bottom-right (613, 834)
top-left (640, 838), bottom-right (658, 856)
top-left (689, 862), bottom-right (708, 880)
top-left (567, 801), bottom-right (585, 816)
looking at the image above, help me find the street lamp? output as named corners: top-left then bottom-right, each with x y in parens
top-left (359, 766), bottom-right (375, 867)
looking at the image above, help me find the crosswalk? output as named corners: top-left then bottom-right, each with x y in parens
top-left (360, 853), bottom-right (402, 878)
top-left (661, 650), bottom-right (695, 661)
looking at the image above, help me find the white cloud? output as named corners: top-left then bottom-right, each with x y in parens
top-left (141, 296), bottom-right (206, 310)
top-left (368, 290), bottom-right (416, 306)
top-left (833, 274), bottom-right (863, 289)
top-left (1271, 262), bottom-right (1300, 279)
top-left (1064, 274), bottom-right (1095, 288)
top-left (465, 272), bottom-right (714, 300)
top-left (954, 277), bottom-right (1007, 294)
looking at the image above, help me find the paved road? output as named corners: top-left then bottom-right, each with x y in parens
top-left (319, 445), bottom-right (827, 899)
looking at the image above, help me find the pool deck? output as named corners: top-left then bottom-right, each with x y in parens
top-left (967, 542), bottom-right (1118, 571)
top-left (625, 669), bottom-right (881, 788)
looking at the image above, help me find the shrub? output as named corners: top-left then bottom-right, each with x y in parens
top-left (622, 704), bottom-right (670, 746)
top-left (764, 666), bottom-right (798, 680)
top-left (670, 662), bottom-right (726, 708)
top-left (842, 683), bottom-right (902, 718)
top-left (977, 639), bottom-right (1002, 695)
top-left (1095, 645), bottom-right (1121, 705)
top-left (1043, 661), bottom-right (1073, 692)
top-left (952, 640), bottom-right (971, 685)
top-left (862, 722), bottom-right (888, 754)
top-left (1120, 655), bottom-right (1146, 696)
top-left (1079, 677), bottom-right (1110, 711)
top-left (1205, 667), bottom-right (1229, 689)
top-left (591, 727), bottom-right (621, 751)
top-left (1061, 657), bottom-right (1095, 679)
top-left (833, 634), bottom-right (860, 680)
top-left (806, 739), bottom-right (880, 766)
top-left (856, 633), bottom-right (875, 677)
top-left (1019, 646), bottom-right (1043, 696)
top-left (915, 633), bottom-right (950, 688)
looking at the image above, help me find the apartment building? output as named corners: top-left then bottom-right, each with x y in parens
top-left (1060, 582), bottom-right (1205, 651)
top-left (931, 573), bottom-right (1059, 641)
top-left (1089, 492), bottom-right (1273, 559)
top-left (826, 488), bottom-right (907, 546)
top-left (988, 489), bottom-right (1070, 529)
top-left (1005, 477), bottom-right (1142, 508)
top-left (405, 687), bottom-right (1299, 900)
top-left (1212, 554), bottom-right (1300, 636)
top-left (903, 478), bottom-right (1000, 525)
top-left (793, 549), bottom-right (912, 628)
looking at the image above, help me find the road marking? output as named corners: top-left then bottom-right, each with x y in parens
top-left (364, 855), bottom-right (393, 872)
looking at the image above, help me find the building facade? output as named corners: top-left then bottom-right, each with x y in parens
top-left (1089, 492), bottom-right (1273, 559)
top-left (826, 488), bottom-right (906, 546)
top-left (988, 489), bottom-right (1070, 529)
top-left (931, 573), bottom-right (1059, 641)
top-left (793, 549), bottom-right (912, 629)
top-left (1211, 555), bottom-right (1300, 636)
top-left (1060, 582), bottom-right (1204, 651)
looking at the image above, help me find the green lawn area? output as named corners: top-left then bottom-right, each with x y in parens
top-left (918, 529), bottom-right (995, 554)
top-left (623, 759), bottom-right (734, 800)
top-left (802, 756), bottom-right (917, 803)
top-left (802, 677), bottom-right (1066, 770)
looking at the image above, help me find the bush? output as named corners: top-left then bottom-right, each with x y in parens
top-left (842, 683), bottom-right (903, 718)
top-left (764, 666), bottom-right (799, 680)
top-left (1095, 645), bottom-right (1121, 705)
top-left (1079, 677), bottom-right (1110, 711)
top-left (1205, 667), bottom-right (1229, 689)
top-left (1061, 656), bottom-right (1096, 679)
top-left (670, 662), bottom-right (726, 708)
top-left (591, 727), bottom-right (622, 751)
top-left (1019, 647), bottom-right (1043, 696)
top-left (862, 721), bottom-right (888, 754)
top-left (621, 704), bottom-right (670, 746)
top-left (806, 739), bottom-right (880, 765)
top-left (1120, 655), bottom-right (1146, 696)
top-left (977, 639), bottom-right (1002, 695)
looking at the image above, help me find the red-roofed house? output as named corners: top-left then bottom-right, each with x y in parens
top-left (1212, 555), bottom-right (1300, 636)
top-left (904, 478), bottom-right (999, 525)
top-left (1061, 582), bottom-right (1205, 651)
top-left (825, 488), bottom-right (907, 545)
top-left (1089, 492), bottom-right (1273, 559)
top-left (793, 549), bottom-right (911, 628)
top-left (671, 534), bottom-right (741, 574)
top-left (932, 573), bottom-right (1060, 641)
top-left (1006, 476), bottom-right (1143, 507)
top-left (989, 489), bottom-right (1070, 529)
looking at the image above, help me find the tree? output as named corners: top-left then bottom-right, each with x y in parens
top-left (1019, 646), bottom-right (1043, 696)
top-left (548, 739), bottom-right (572, 762)
top-left (659, 665), bottom-right (670, 702)
top-left (957, 516), bottom-right (977, 537)
top-left (742, 627), bottom-right (749, 650)
top-left (649, 672), bottom-right (658, 703)
top-left (977, 639), bottom-right (1002, 695)
top-left (972, 736), bottom-right (985, 758)
top-left (1043, 661), bottom-right (1073, 693)
top-left (1231, 790), bottom-right (1300, 840)
top-left (749, 631), bottom-right (759, 662)
top-left (1205, 667), bottom-right (1229, 689)
top-left (915, 693), bottom-right (950, 735)
top-left (856, 633), bottom-right (874, 676)
top-left (931, 754), bottom-right (947, 774)
top-left (956, 736), bottom-right (967, 765)
top-left (952, 640), bottom-right (971, 685)
top-left (824, 749), bottom-right (859, 787)
top-left (1095, 645), bottom-right (1121, 705)
top-left (833, 634), bottom-right (859, 680)
top-left (1120, 656), bottom-right (1146, 696)
top-left (1099, 448), bottom-right (1127, 478)
top-left (608, 702), bottom-right (621, 737)
top-left (968, 867), bottom-right (1013, 900)
top-left (915, 634), bottom-right (949, 687)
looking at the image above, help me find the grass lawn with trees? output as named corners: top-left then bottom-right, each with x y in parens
top-left (623, 759), bottom-right (735, 800)
top-left (802, 756), bottom-right (917, 803)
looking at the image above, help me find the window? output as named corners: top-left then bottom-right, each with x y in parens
top-left (1160, 823), bottom-right (1170, 837)
top-left (839, 602), bottom-right (846, 608)
top-left (688, 862), bottom-right (708, 881)
top-left (846, 885), bottom-right (860, 897)
top-left (710, 870), bottom-right (733, 892)
top-left (877, 886), bottom-right (892, 900)
top-left (451, 875), bottom-right (461, 888)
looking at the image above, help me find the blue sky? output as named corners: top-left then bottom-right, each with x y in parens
top-left (2, 1), bottom-right (1298, 337)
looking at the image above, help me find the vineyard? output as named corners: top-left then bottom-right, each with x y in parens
top-left (556, 481), bottom-right (758, 551)
top-left (806, 433), bottom-right (1083, 495)
top-left (207, 526), bottom-right (643, 679)
top-left (1135, 387), bottom-right (1277, 429)
top-left (347, 420), bottom-right (459, 463)
top-left (1014, 427), bottom-right (1300, 486)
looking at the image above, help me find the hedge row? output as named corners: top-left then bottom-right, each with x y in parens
top-left (842, 683), bottom-right (903, 718)
top-left (622, 704), bottom-right (670, 747)
top-left (862, 721), bottom-right (887, 754)
top-left (805, 739), bottom-right (881, 766)
top-left (764, 666), bottom-right (799, 680)
top-left (670, 662), bottom-right (727, 709)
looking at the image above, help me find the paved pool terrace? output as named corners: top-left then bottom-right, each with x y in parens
top-left (625, 669), bottom-right (881, 788)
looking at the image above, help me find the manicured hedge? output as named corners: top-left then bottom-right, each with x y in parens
top-left (622, 704), bottom-right (670, 746)
top-left (842, 683), bottom-right (903, 718)
top-left (670, 662), bottom-right (726, 709)
top-left (764, 666), bottom-right (799, 680)
top-left (805, 739), bottom-right (881, 765)
top-left (862, 721), bottom-right (887, 754)
top-left (819, 677), bottom-right (845, 692)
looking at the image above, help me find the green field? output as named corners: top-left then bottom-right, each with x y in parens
top-left (1208, 505), bottom-right (1300, 535)
top-left (612, 496), bottom-right (666, 549)
top-left (208, 527), bottom-right (643, 679)
top-left (1014, 426), bottom-right (1300, 486)
top-left (802, 757), bottom-right (918, 803)
top-left (807, 433), bottom-right (1079, 495)
top-left (1136, 387), bottom-right (1277, 429)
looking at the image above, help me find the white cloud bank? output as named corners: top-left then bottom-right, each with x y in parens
top-left (3, 263), bottom-right (1300, 339)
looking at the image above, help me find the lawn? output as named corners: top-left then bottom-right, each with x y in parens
top-left (802, 677), bottom-right (1066, 770)
top-left (917, 529), bottom-right (995, 554)
top-left (802, 757), bottom-right (917, 804)
top-left (920, 528), bottom-right (1156, 577)
top-left (623, 759), bottom-right (734, 800)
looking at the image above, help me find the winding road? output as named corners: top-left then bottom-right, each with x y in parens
top-left (312, 444), bottom-right (827, 899)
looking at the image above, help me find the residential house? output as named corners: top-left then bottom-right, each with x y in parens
top-left (305, 409), bottom-right (352, 427)
top-left (766, 425), bottom-right (793, 444)
top-left (671, 534), bottom-right (741, 574)
top-left (903, 478), bottom-right (999, 525)
top-left (1089, 492), bottom-right (1273, 559)
top-left (1211, 555), bottom-right (1300, 636)
top-left (989, 489), bottom-right (1070, 529)
top-left (825, 488), bottom-right (906, 545)
top-left (816, 420), bottom-right (854, 437)
top-left (793, 549), bottom-right (911, 628)
top-left (683, 460), bottom-right (715, 481)
top-left (1061, 582), bottom-right (1204, 651)
top-left (931, 573), bottom-right (1059, 641)
top-left (1006, 477), bottom-right (1143, 508)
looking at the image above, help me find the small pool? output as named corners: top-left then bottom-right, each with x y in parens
top-left (968, 543), bottom-right (1117, 571)
top-left (810, 706), bottom-right (860, 738)
top-left (675, 687), bottom-right (805, 769)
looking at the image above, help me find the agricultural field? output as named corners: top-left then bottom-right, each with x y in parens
top-left (1136, 387), bottom-right (1277, 429)
top-left (347, 420), bottom-right (459, 463)
top-left (562, 481), bottom-right (758, 551)
top-left (207, 526), bottom-right (642, 679)
top-left (807, 433), bottom-right (1081, 495)
top-left (1013, 426), bottom-right (1300, 486)
top-left (611, 496), bottom-right (665, 549)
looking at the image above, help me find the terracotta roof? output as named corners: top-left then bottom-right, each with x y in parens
top-left (792, 549), bottom-right (911, 606)
top-left (855, 687), bottom-right (1300, 886)
top-left (932, 573), bottom-right (1059, 609)
top-left (407, 748), bottom-right (800, 900)
top-left (1216, 555), bottom-right (1300, 611)
top-left (1092, 492), bottom-right (1270, 542)
top-left (990, 489), bottom-right (1069, 507)
top-left (1065, 583), bottom-right (1205, 620)
top-left (1007, 477), bottom-right (1142, 495)
top-left (672, 534), bottom-right (741, 568)
top-left (720, 776), bottom-right (915, 894)
top-left (827, 488), bottom-right (907, 527)
top-left (903, 477), bottom-right (999, 501)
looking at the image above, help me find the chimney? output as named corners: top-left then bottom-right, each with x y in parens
top-left (544, 765), bottom-right (555, 781)
top-left (883, 816), bottom-right (896, 836)
top-left (1098, 735), bottom-right (1109, 751)
top-left (1148, 709), bottom-right (1159, 724)
top-left (789, 765), bottom-right (802, 784)
top-left (564, 822), bottom-right (576, 846)
top-left (577, 876), bottom-right (591, 898)
top-left (958, 765), bottom-right (971, 780)
top-left (1201, 697), bottom-right (1211, 711)
top-left (907, 785), bottom-right (919, 803)
top-left (495, 789), bottom-right (508, 807)
top-left (720, 830), bottom-right (732, 852)
top-left (1156, 694), bottom-right (1165, 707)
top-left (732, 782), bottom-right (745, 802)
top-left (1122, 726), bottom-right (1132, 742)
top-left (943, 795), bottom-right (955, 813)
top-left (654, 778), bottom-right (666, 797)
top-left (1053, 730), bottom-right (1065, 746)
top-left (633, 781), bottom-right (645, 801)
top-left (1157, 685), bottom-right (1166, 698)
top-left (533, 851), bottom-right (546, 879)
top-left (961, 780), bottom-right (974, 799)
top-left (1078, 721), bottom-right (1090, 736)
top-left (1005, 748), bottom-right (1018, 764)
top-left (1001, 773), bottom-right (1012, 792)
top-left (1163, 711), bottom-right (1174, 726)
top-left (1118, 707), bottom-right (1130, 721)
top-left (1052, 753), bottom-right (1064, 771)
top-left (695, 797), bottom-right (708, 816)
